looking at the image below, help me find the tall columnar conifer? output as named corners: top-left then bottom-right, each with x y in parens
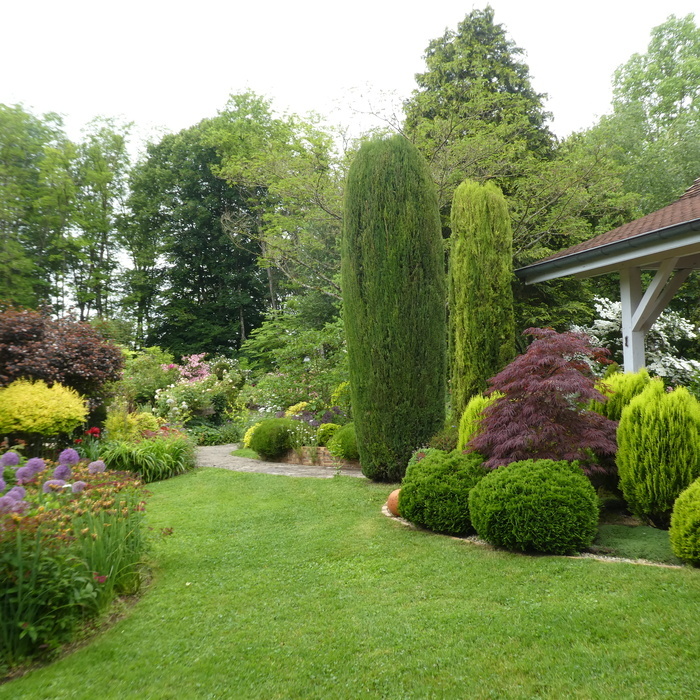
top-left (341, 135), bottom-right (445, 482)
top-left (449, 179), bottom-right (515, 418)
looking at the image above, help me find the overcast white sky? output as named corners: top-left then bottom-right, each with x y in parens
top-left (2, 0), bottom-right (698, 147)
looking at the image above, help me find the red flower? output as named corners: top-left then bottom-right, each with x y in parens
top-left (86, 427), bottom-right (101, 438)
top-left (74, 438), bottom-right (83, 444)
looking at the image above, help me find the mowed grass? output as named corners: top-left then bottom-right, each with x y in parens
top-left (3, 468), bottom-right (700, 699)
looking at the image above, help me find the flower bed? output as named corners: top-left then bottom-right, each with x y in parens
top-left (0, 450), bottom-right (149, 670)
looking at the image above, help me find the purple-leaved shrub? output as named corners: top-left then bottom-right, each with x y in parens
top-left (468, 328), bottom-right (618, 474)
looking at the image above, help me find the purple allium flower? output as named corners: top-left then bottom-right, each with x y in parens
top-left (53, 463), bottom-right (72, 480)
top-left (88, 460), bottom-right (106, 474)
top-left (0, 477), bottom-right (5, 492)
top-left (0, 451), bottom-right (20, 467)
top-left (58, 448), bottom-right (80, 466)
top-left (0, 495), bottom-right (28, 514)
top-left (26, 457), bottom-right (46, 475)
top-left (14, 466), bottom-right (35, 485)
top-left (6, 486), bottom-right (26, 501)
top-left (43, 479), bottom-right (66, 493)
top-left (72, 480), bottom-right (88, 494)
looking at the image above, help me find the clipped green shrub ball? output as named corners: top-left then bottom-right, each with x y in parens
top-left (327, 423), bottom-right (359, 461)
top-left (317, 423), bottom-right (341, 447)
top-left (670, 479), bottom-right (700, 565)
top-left (399, 450), bottom-right (488, 534)
top-left (468, 459), bottom-right (599, 554)
top-left (248, 418), bottom-right (296, 460)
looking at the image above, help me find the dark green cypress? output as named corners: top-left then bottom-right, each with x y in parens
top-left (449, 179), bottom-right (515, 419)
top-left (341, 135), bottom-right (446, 482)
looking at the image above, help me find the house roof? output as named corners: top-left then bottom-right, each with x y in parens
top-left (515, 178), bottom-right (700, 284)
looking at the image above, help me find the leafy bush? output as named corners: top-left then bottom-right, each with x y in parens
top-left (327, 423), bottom-right (359, 461)
top-left (617, 380), bottom-right (700, 528)
top-left (316, 423), bottom-right (341, 447)
top-left (589, 368), bottom-right (651, 421)
top-left (104, 406), bottom-right (161, 442)
top-left (406, 447), bottom-right (447, 471)
top-left (426, 423), bottom-right (459, 452)
top-left (0, 379), bottom-right (87, 443)
top-left (0, 305), bottom-right (123, 405)
top-left (187, 422), bottom-right (242, 446)
top-left (115, 346), bottom-right (179, 408)
top-left (248, 418), bottom-right (296, 460)
top-left (101, 434), bottom-right (195, 482)
top-left (670, 479), bottom-right (700, 565)
top-left (469, 328), bottom-right (617, 475)
top-left (457, 392), bottom-right (502, 450)
top-left (468, 459), bottom-right (599, 554)
top-left (399, 450), bottom-right (488, 534)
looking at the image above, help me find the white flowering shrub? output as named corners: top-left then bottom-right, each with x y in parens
top-left (571, 296), bottom-right (700, 384)
top-left (153, 356), bottom-right (245, 426)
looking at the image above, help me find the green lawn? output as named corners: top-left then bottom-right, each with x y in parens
top-left (3, 468), bottom-right (700, 699)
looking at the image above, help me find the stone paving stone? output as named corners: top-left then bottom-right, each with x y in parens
top-left (195, 444), bottom-right (365, 479)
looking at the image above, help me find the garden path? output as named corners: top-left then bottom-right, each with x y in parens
top-left (195, 444), bottom-right (365, 479)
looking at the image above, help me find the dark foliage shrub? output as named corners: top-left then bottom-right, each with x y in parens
top-left (327, 423), bottom-right (359, 461)
top-left (399, 450), bottom-right (488, 534)
top-left (248, 418), bottom-right (296, 460)
top-left (618, 380), bottom-right (700, 528)
top-left (0, 305), bottom-right (123, 406)
top-left (427, 423), bottom-right (459, 452)
top-left (342, 135), bottom-right (446, 482)
top-left (316, 423), bottom-right (341, 447)
top-left (468, 328), bottom-right (617, 474)
top-left (468, 459), bottom-right (599, 554)
top-left (670, 479), bottom-right (700, 565)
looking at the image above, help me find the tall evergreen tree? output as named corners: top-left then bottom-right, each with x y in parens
top-left (136, 120), bottom-right (267, 357)
top-left (341, 135), bottom-right (445, 482)
top-left (449, 179), bottom-right (514, 418)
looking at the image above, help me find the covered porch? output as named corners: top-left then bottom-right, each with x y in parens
top-left (515, 179), bottom-right (700, 372)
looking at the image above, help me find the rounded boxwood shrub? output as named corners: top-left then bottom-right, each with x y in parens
top-left (248, 418), bottom-right (296, 460)
top-left (327, 423), bottom-right (359, 461)
top-left (399, 450), bottom-right (488, 534)
top-left (317, 423), bottom-right (341, 447)
top-left (670, 479), bottom-right (700, 565)
top-left (468, 459), bottom-right (599, 555)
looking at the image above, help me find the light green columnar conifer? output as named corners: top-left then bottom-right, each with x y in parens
top-left (589, 368), bottom-right (651, 421)
top-left (617, 379), bottom-right (700, 528)
top-left (457, 391), bottom-right (503, 451)
top-left (449, 179), bottom-right (515, 419)
top-left (341, 135), bottom-right (446, 482)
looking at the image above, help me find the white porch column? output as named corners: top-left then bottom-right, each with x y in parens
top-left (620, 267), bottom-right (645, 372)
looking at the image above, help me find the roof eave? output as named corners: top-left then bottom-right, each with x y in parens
top-left (515, 219), bottom-right (700, 285)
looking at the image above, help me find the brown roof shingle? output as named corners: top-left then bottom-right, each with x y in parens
top-left (540, 177), bottom-right (700, 263)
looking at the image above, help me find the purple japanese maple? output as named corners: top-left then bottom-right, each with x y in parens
top-left (468, 328), bottom-right (618, 474)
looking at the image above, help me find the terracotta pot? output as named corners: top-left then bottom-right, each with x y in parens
top-left (387, 488), bottom-right (401, 517)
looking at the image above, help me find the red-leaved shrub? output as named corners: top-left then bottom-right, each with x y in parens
top-left (0, 305), bottom-right (123, 405)
top-left (468, 328), bottom-right (617, 474)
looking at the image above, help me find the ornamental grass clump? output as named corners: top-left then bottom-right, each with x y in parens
top-left (100, 432), bottom-right (195, 483)
top-left (617, 380), bottom-right (700, 528)
top-left (0, 461), bottom-right (149, 668)
top-left (399, 450), bottom-right (488, 534)
top-left (468, 459), bottom-right (599, 555)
